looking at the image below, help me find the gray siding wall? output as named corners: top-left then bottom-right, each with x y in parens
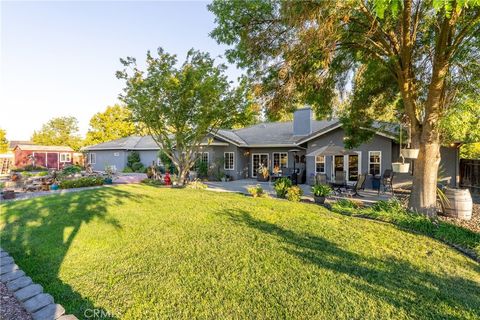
top-left (88, 150), bottom-right (128, 171)
top-left (139, 150), bottom-right (159, 168)
top-left (195, 145), bottom-right (248, 180)
top-left (305, 128), bottom-right (392, 186)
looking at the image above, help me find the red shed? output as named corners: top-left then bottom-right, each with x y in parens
top-left (13, 145), bottom-right (74, 170)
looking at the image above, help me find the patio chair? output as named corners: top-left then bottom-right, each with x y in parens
top-left (331, 171), bottom-right (346, 193)
top-left (315, 173), bottom-right (328, 185)
top-left (347, 173), bottom-right (367, 197)
top-left (378, 169), bottom-right (394, 195)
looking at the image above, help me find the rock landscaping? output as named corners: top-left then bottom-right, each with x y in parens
top-left (0, 248), bottom-right (76, 320)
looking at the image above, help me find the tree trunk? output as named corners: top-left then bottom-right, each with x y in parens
top-left (408, 140), bottom-right (441, 217)
top-left (176, 165), bottom-right (190, 187)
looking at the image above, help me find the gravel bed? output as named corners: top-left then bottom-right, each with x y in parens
top-left (438, 193), bottom-right (480, 233)
top-left (0, 281), bottom-right (32, 320)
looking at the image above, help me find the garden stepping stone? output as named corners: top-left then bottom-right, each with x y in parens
top-left (1, 263), bottom-right (19, 274)
top-left (15, 283), bottom-right (43, 302)
top-left (0, 263), bottom-right (19, 274)
top-left (6, 275), bottom-right (33, 292)
top-left (0, 255), bottom-right (13, 265)
top-left (57, 315), bottom-right (79, 320)
top-left (31, 303), bottom-right (65, 320)
top-left (23, 293), bottom-right (54, 313)
top-left (0, 249), bottom-right (77, 320)
top-left (0, 269), bottom-right (25, 282)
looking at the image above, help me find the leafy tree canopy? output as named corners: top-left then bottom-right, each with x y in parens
top-left (86, 104), bottom-right (139, 145)
top-left (209, 0), bottom-right (480, 215)
top-left (117, 48), bottom-right (251, 185)
top-left (31, 116), bottom-right (83, 151)
top-left (0, 128), bottom-right (8, 153)
top-left (209, 0), bottom-right (480, 145)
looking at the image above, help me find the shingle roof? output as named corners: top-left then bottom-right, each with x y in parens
top-left (15, 145), bottom-right (73, 152)
top-left (83, 136), bottom-right (159, 151)
top-left (228, 119), bottom-right (340, 146)
top-left (9, 140), bottom-right (35, 149)
top-left (82, 119), bottom-right (398, 151)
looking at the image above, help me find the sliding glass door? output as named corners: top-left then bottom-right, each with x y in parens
top-left (252, 153), bottom-right (269, 177)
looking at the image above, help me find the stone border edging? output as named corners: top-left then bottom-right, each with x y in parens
top-left (0, 247), bottom-right (78, 320)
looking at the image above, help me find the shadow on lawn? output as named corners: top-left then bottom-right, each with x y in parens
top-left (0, 186), bottom-right (148, 319)
top-left (218, 208), bottom-right (480, 319)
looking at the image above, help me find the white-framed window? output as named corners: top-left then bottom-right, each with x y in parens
top-left (315, 155), bottom-right (325, 173)
top-left (113, 152), bottom-right (119, 157)
top-left (224, 152), bottom-right (234, 170)
top-left (368, 151), bottom-right (381, 175)
top-left (89, 153), bottom-right (96, 165)
top-left (60, 153), bottom-right (71, 162)
top-left (201, 152), bottom-right (209, 164)
top-left (272, 152), bottom-right (288, 169)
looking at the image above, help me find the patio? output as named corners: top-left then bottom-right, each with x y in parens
top-left (205, 179), bottom-right (399, 204)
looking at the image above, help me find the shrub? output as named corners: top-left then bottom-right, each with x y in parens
top-left (122, 167), bottom-right (134, 173)
top-left (62, 165), bottom-right (82, 175)
top-left (37, 171), bottom-right (49, 177)
top-left (127, 151), bottom-right (141, 169)
top-left (197, 161), bottom-right (208, 179)
top-left (286, 185), bottom-right (303, 202)
top-left (141, 178), bottom-right (164, 186)
top-left (59, 177), bottom-right (104, 189)
top-left (186, 180), bottom-right (208, 190)
top-left (247, 184), bottom-right (265, 198)
top-left (11, 165), bottom-right (48, 172)
top-left (131, 162), bottom-right (145, 173)
top-left (273, 177), bottom-right (292, 198)
top-left (311, 184), bottom-right (332, 197)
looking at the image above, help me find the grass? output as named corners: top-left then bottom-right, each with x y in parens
top-left (1, 185), bottom-right (479, 319)
top-left (331, 198), bottom-right (480, 258)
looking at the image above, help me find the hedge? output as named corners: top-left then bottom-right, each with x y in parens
top-left (59, 177), bottom-right (104, 189)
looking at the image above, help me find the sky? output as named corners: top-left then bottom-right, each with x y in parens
top-left (0, 0), bottom-right (241, 140)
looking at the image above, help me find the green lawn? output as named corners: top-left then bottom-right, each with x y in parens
top-left (1, 185), bottom-right (479, 319)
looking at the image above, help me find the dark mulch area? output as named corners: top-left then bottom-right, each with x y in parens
top-left (0, 282), bottom-right (32, 320)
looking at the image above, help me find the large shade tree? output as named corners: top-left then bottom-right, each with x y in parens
top-left (209, 0), bottom-right (480, 215)
top-left (0, 128), bottom-right (8, 153)
top-left (86, 104), bottom-right (139, 145)
top-left (117, 48), bottom-right (251, 185)
top-left (31, 116), bottom-right (83, 151)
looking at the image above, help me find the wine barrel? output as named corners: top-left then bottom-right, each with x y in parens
top-left (443, 188), bottom-right (473, 220)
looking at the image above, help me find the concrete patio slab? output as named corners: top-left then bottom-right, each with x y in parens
top-left (205, 179), bottom-right (395, 204)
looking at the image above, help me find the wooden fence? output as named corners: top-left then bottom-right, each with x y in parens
top-left (460, 159), bottom-right (480, 191)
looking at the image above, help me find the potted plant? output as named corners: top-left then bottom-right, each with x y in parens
top-left (104, 165), bottom-right (115, 184)
top-left (257, 164), bottom-right (270, 182)
top-left (311, 184), bottom-right (332, 204)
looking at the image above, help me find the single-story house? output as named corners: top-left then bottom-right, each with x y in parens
top-left (13, 145), bottom-right (74, 169)
top-left (83, 108), bottom-right (460, 186)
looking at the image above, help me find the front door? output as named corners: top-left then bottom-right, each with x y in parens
top-left (252, 153), bottom-right (269, 177)
top-left (333, 155), bottom-right (344, 180)
top-left (347, 153), bottom-right (360, 183)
